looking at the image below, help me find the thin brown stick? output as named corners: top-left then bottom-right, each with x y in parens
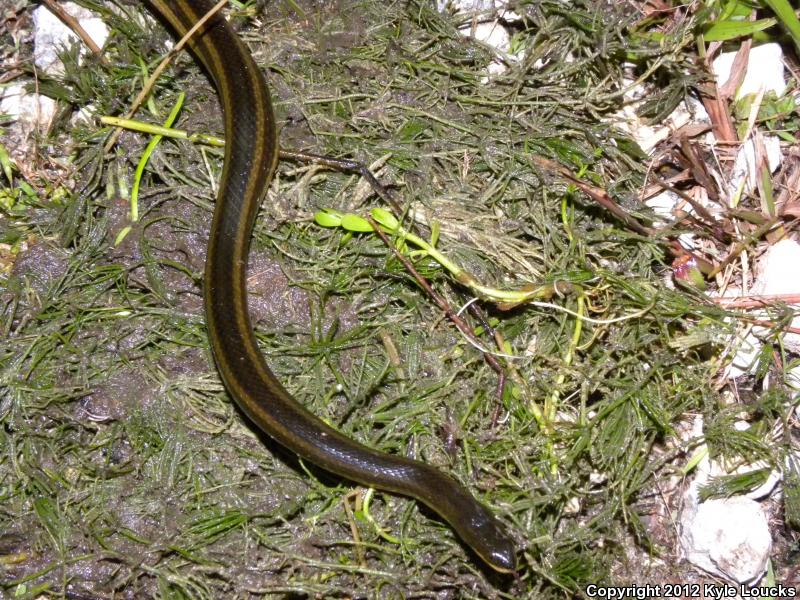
top-left (104, 0), bottom-right (228, 152)
top-left (737, 317), bottom-right (800, 336)
top-left (461, 298), bottom-right (509, 422)
top-left (280, 149), bottom-right (402, 214)
top-left (706, 219), bottom-right (782, 279)
top-left (41, 0), bottom-right (109, 66)
top-left (342, 491), bottom-right (366, 567)
top-left (367, 216), bottom-right (505, 380)
top-left (531, 156), bottom-right (653, 237)
top-left (713, 293), bottom-right (800, 309)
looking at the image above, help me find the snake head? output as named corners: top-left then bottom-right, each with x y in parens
top-left (459, 502), bottom-right (517, 573)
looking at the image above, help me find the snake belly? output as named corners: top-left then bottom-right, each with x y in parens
top-left (142, 0), bottom-right (516, 572)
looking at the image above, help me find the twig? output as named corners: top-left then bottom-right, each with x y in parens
top-left (713, 293), bottom-right (800, 308)
top-left (460, 297), bottom-right (509, 424)
top-left (104, 0), bottom-right (228, 153)
top-left (366, 216), bottom-right (505, 380)
top-left (41, 0), bottom-right (109, 66)
top-left (531, 156), bottom-right (653, 237)
top-left (280, 150), bottom-right (402, 215)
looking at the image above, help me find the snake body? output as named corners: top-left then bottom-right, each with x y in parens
top-left (143, 0), bottom-right (516, 572)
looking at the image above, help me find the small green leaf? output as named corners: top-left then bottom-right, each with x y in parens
top-left (0, 189), bottom-right (17, 211)
top-left (314, 209), bottom-right (343, 228)
top-left (115, 226), bottom-right (132, 246)
top-left (682, 447), bottom-right (708, 475)
top-left (0, 142), bottom-right (13, 185)
top-left (371, 207), bottom-right (398, 230)
top-left (719, 0), bottom-right (754, 20)
top-left (18, 180), bottom-right (37, 199)
top-left (763, 0), bottom-right (800, 53)
top-left (340, 213), bottom-right (373, 232)
top-left (430, 220), bottom-right (440, 247)
top-left (704, 18), bottom-right (776, 41)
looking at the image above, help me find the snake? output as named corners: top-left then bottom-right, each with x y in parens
top-left (142, 0), bottom-right (516, 573)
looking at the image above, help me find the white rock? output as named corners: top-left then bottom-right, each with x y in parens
top-left (721, 315), bottom-right (758, 380)
top-left (589, 471), bottom-right (607, 486)
top-left (437, 0), bottom-right (508, 12)
top-left (744, 466), bottom-right (782, 501)
top-left (680, 431), bottom-right (777, 582)
top-left (71, 103), bottom-right (98, 127)
top-left (0, 83), bottom-right (58, 134)
top-left (32, 2), bottom-right (109, 76)
top-left (645, 190), bottom-right (681, 220)
top-left (456, 19), bottom-right (518, 79)
top-left (564, 497), bottom-right (581, 515)
top-left (724, 239), bottom-right (800, 378)
top-left (788, 365), bottom-right (800, 394)
top-left (712, 43), bottom-right (786, 100)
top-left (680, 496), bottom-right (771, 583)
top-left (436, 0), bottom-right (521, 78)
top-left (712, 45), bottom-right (786, 197)
top-left (461, 20), bottom-right (510, 52)
top-left (728, 134), bottom-right (783, 198)
top-left (690, 435), bottom-right (780, 501)
top-left (752, 239), bottom-right (800, 353)
top-left (753, 239), bottom-right (800, 296)
top-left (618, 96), bottom-right (709, 155)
